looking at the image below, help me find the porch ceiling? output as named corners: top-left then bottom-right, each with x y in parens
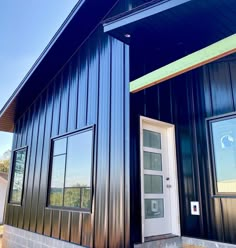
top-left (104, 0), bottom-right (236, 49)
top-left (104, 0), bottom-right (236, 87)
top-left (130, 34), bottom-right (236, 93)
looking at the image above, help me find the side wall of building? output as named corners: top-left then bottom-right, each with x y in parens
top-left (130, 54), bottom-right (236, 244)
top-left (5, 28), bottom-right (130, 248)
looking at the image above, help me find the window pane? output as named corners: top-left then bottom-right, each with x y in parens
top-left (144, 152), bottom-right (162, 171)
top-left (53, 138), bottom-right (67, 156)
top-left (49, 155), bottom-right (66, 206)
top-left (81, 188), bottom-right (91, 209)
top-left (65, 130), bottom-right (93, 188)
top-left (143, 130), bottom-right (161, 149)
top-left (64, 187), bottom-right (81, 207)
top-left (212, 117), bottom-right (236, 193)
top-left (10, 149), bottom-right (26, 203)
top-left (145, 199), bottom-right (164, 219)
top-left (144, 175), bottom-right (163, 194)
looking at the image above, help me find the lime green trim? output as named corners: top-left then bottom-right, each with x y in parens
top-left (130, 34), bottom-right (236, 93)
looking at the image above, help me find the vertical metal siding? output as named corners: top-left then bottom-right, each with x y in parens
top-left (77, 47), bottom-right (88, 130)
top-left (59, 66), bottom-right (70, 134)
top-left (70, 211), bottom-right (82, 244)
top-left (94, 34), bottom-right (111, 248)
top-left (60, 211), bottom-right (70, 241)
top-left (208, 62), bottom-right (234, 116)
top-left (109, 38), bottom-right (126, 248)
top-left (37, 84), bottom-right (54, 234)
top-left (67, 56), bottom-right (79, 132)
top-left (124, 44), bottom-right (130, 248)
top-left (5, 27), bottom-right (130, 248)
top-left (24, 102), bottom-right (40, 231)
top-left (30, 95), bottom-right (47, 233)
top-left (52, 210), bottom-right (61, 239)
top-left (229, 61), bottom-right (236, 107)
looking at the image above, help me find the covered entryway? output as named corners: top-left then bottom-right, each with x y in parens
top-left (103, 0), bottom-right (236, 246)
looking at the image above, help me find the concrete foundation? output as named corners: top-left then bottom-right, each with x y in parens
top-left (134, 236), bottom-right (236, 248)
top-left (3, 225), bottom-right (236, 248)
top-left (2, 225), bottom-right (83, 248)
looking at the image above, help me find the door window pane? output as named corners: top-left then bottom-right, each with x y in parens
top-left (144, 152), bottom-right (162, 171)
top-left (144, 175), bottom-right (163, 194)
top-left (49, 155), bottom-right (66, 206)
top-left (10, 149), bottom-right (27, 203)
top-left (143, 130), bottom-right (161, 149)
top-left (211, 117), bottom-right (236, 193)
top-left (145, 199), bottom-right (164, 218)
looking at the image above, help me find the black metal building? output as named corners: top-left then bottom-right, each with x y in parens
top-left (1, 0), bottom-right (236, 247)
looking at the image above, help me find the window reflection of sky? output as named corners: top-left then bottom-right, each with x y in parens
top-left (50, 155), bottom-right (65, 188)
top-left (65, 131), bottom-right (92, 187)
top-left (212, 118), bottom-right (236, 182)
top-left (50, 130), bottom-right (92, 188)
top-left (54, 138), bottom-right (67, 155)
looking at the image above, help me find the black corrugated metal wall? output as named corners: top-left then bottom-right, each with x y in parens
top-left (5, 27), bottom-right (130, 248)
top-left (130, 54), bottom-right (236, 244)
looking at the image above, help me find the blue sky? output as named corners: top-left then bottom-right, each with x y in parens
top-left (0, 0), bottom-right (78, 156)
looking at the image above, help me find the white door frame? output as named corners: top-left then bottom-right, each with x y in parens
top-left (140, 116), bottom-right (181, 242)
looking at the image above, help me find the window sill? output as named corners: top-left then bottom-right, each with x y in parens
top-left (8, 202), bottom-right (23, 207)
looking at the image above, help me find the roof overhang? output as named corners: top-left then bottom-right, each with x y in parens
top-left (104, 0), bottom-right (191, 34)
top-left (130, 34), bottom-right (236, 92)
top-left (104, 0), bottom-right (236, 46)
top-left (0, 0), bottom-right (118, 132)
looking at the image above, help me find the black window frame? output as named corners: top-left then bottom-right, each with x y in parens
top-left (47, 125), bottom-right (95, 212)
top-left (207, 112), bottom-right (236, 197)
top-left (9, 146), bottom-right (28, 205)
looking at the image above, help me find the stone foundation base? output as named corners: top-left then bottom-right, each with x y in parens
top-left (2, 225), bottom-right (83, 248)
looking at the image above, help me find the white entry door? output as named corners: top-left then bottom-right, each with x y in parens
top-left (140, 117), bottom-right (179, 239)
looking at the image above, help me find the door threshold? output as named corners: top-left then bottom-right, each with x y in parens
top-left (145, 234), bottom-right (178, 242)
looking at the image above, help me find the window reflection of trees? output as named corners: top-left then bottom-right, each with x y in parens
top-left (10, 150), bottom-right (26, 203)
top-left (50, 186), bottom-right (90, 209)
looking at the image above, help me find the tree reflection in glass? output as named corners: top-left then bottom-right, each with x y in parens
top-left (10, 149), bottom-right (27, 203)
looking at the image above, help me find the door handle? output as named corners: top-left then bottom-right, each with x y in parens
top-left (167, 184), bottom-right (172, 188)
